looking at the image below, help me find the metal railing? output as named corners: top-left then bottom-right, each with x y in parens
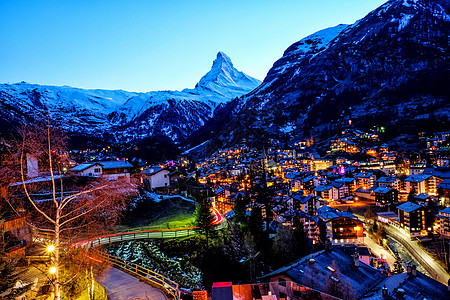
top-left (87, 227), bottom-right (196, 247)
top-left (34, 221), bottom-right (227, 300)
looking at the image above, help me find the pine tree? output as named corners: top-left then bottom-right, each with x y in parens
top-left (233, 194), bottom-right (247, 225)
top-left (194, 192), bottom-right (214, 247)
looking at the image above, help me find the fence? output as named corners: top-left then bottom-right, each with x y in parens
top-left (96, 250), bottom-right (180, 300)
top-left (87, 227), bottom-right (196, 247)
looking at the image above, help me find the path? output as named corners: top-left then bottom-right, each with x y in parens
top-left (364, 233), bottom-right (396, 270)
top-left (98, 267), bottom-right (168, 300)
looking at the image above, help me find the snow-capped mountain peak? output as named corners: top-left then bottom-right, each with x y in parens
top-left (0, 52), bottom-right (261, 143)
top-left (195, 51), bottom-right (261, 95)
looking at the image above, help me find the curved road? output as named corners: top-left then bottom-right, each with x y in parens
top-left (386, 225), bottom-right (450, 285)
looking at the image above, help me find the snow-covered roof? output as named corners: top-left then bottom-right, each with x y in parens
top-left (70, 162), bottom-right (101, 171)
top-left (70, 160), bottom-right (132, 172)
top-left (362, 271), bottom-right (448, 300)
top-left (440, 207), bottom-right (450, 214)
top-left (373, 187), bottom-right (391, 194)
top-left (415, 193), bottom-right (430, 200)
top-left (404, 174), bottom-right (431, 182)
top-left (376, 212), bottom-right (398, 219)
top-left (260, 247), bottom-right (385, 298)
top-left (355, 172), bottom-right (374, 178)
top-left (377, 176), bottom-right (398, 183)
top-left (397, 201), bottom-right (422, 213)
top-left (98, 160), bottom-right (133, 169)
top-left (438, 179), bottom-right (450, 190)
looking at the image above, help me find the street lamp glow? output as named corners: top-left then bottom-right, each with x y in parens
top-left (49, 267), bottom-right (57, 274)
top-left (47, 245), bottom-right (55, 253)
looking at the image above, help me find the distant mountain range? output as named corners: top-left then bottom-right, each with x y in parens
top-left (2, 0), bottom-right (449, 154)
top-left (187, 0), bottom-right (450, 151)
top-left (0, 52), bottom-right (260, 143)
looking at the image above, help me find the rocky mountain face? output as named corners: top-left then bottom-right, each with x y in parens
top-left (193, 0), bottom-right (450, 150)
top-left (0, 52), bottom-right (261, 143)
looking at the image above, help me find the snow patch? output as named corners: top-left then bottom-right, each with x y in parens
top-left (398, 14), bottom-right (414, 31)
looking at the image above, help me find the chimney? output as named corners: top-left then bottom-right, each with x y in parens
top-left (382, 285), bottom-right (388, 298)
top-left (352, 251), bottom-right (360, 267)
top-left (411, 265), bottom-right (417, 277)
top-left (406, 262), bottom-right (412, 274)
top-left (397, 288), bottom-right (405, 299)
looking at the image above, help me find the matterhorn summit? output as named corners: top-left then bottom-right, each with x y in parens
top-left (195, 51), bottom-right (261, 97)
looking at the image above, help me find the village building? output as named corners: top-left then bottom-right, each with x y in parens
top-left (373, 187), bottom-right (398, 207)
top-left (141, 165), bottom-right (171, 190)
top-left (404, 174), bottom-right (443, 196)
top-left (377, 176), bottom-right (401, 190)
top-left (0, 212), bottom-right (31, 258)
top-left (69, 160), bottom-right (133, 181)
top-left (260, 247), bottom-right (385, 299)
top-left (397, 201), bottom-right (434, 238)
top-left (355, 172), bottom-right (377, 189)
top-left (437, 207), bottom-right (450, 239)
top-left (316, 206), bottom-right (365, 245)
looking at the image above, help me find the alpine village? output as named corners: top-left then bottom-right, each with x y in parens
top-left (1, 0), bottom-right (450, 299)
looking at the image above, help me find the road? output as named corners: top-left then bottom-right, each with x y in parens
top-left (385, 224), bottom-right (450, 285)
top-left (333, 201), bottom-right (450, 285)
top-left (364, 233), bottom-right (396, 270)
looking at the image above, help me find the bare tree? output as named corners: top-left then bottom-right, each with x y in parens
top-left (5, 123), bottom-right (133, 300)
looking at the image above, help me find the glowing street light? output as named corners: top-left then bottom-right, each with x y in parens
top-left (47, 244), bottom-right (55, 253)
top-left (49, 266), bottom-right (57, 274)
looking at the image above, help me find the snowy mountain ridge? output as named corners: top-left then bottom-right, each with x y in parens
top-left (185, 0), bottom-right (450, 151)
top-left (0, 52), bottom-right (261, 142)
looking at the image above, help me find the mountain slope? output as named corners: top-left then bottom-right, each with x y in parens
top-left (196, 0), bottom-right (450, 149)
top-left (0, 52), bottom-right (261, 142)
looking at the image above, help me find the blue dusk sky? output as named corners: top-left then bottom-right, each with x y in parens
top-left (0, 0), bottom-right (387, 92)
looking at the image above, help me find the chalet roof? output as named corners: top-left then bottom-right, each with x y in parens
top-left (377, 212), bottom-right (398, 219)
top-left (142, 166), bottom-right (169, 176)
top-left (70, 161), bottom-right (132, 172)
top-left (355, 172), bottom-right (374, 178)
top-left (377, 177), bottom-right (398, 183)
top-left (415, 193), bottom-right (430, 200)
top-left (331, 182), bottom-right (344, 189)
top-left (362, 271), bottom-right (448, 300)
top-left (404, 174), bottom-right (431, 183)
top-left (439, 207), bottom-right (450, 214)
top-left (70, 162), bottom-right (101, 171)
top-left (397, 201), bottom-right (422, 213)
top-left (373, 187), bottom-right (391, 194)
top-left (316, 206), bottom-right (358, 221)
top-left (291, 193), bottom-right (315, 204)
top-left (285, 172), bottom-right (302, 179)
top-left (98, 161), bottom-right (133, 169)
top-left (314, 184), bottom-right (335, 192)
top-left (303, 176), bottom-right (317, 182)
top-left (422, 167), bottom-right (450, 179)
top-left (438, 179), bottom-right (450, 190)
top-left (260, 247), bottom-right (385, 299)
top-left (335, 177), bottom-right (355, 183)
